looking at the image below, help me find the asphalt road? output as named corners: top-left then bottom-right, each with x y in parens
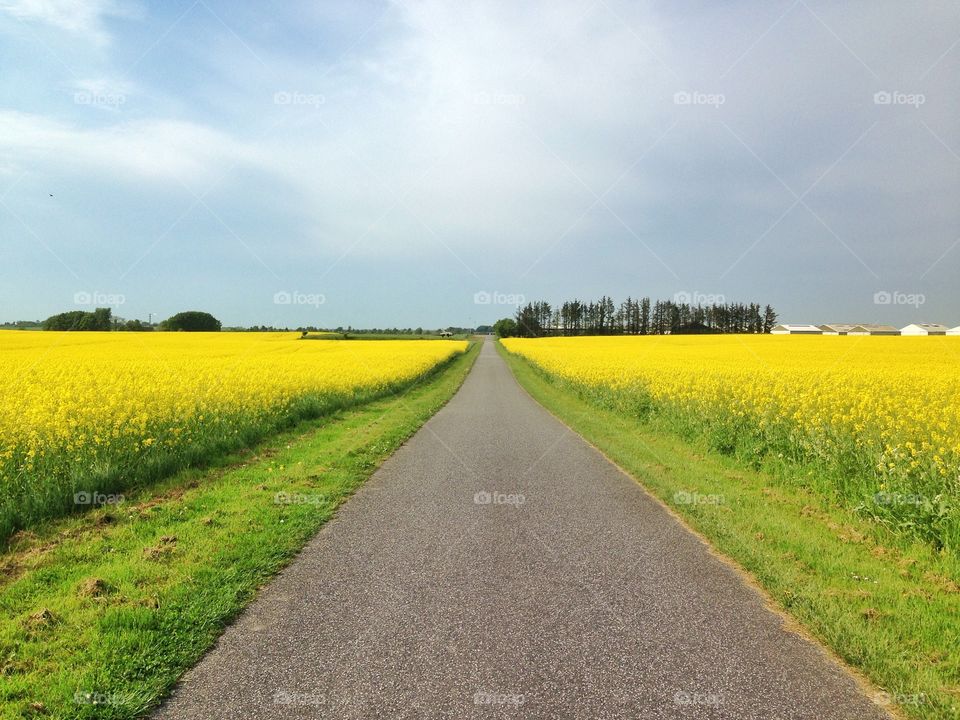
top-left (155, 338), bottom-right (890, 720)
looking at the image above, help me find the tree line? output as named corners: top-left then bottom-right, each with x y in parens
top-left (496, 297), bottom-right (778, 337)
top-left (37, 311), bottom-right (471, 334)
top-left (42, 309), bottom-right (221, 331)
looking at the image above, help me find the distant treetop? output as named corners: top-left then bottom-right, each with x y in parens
top-left (161, 311), bottom-right (222, 332)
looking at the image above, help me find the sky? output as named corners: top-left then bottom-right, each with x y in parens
top-left (0, 0), bottom-right (957, 328)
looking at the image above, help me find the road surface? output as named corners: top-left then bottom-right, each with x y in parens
top-left (155, 338), bottom-right (889, 719)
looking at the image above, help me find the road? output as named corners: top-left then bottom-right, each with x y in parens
top-left (155, 338), bottom-right (889, 719)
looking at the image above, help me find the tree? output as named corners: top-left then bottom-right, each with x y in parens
top-left (763, 305), bottom-right (778, 334)
top-left (43, 308), bottom-right (112, 331)
top-left (119, 319), bottom-right (154, 331)
top-left (503, 296), bottom-right (776, 336)
top-left (514, 304), bottom-right (538, 337)
top-left (639, 297), bottom-right (651, 335)
top-left (43, 310), bottom-right (90, 331)
top-left (493, 318), bottom-right (518, 338)
top-left (592, 296), bottom-right (612, 334)
top-left (161, 311), bottom-right (221, 332)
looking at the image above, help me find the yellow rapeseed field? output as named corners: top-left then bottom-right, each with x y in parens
top-left (0, 331), bottom-right (466, 536)
top-left (503, 335), bottom-right (960, 546)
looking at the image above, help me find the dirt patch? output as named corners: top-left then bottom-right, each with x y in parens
top-left (77, 577), bottom-right (109, 598)
top-left (25, 608), bottom-right (59, 629)
top-left (143, 535), bottom-right (178, 560)
top-left (922, 571), bottom-right (960, 594)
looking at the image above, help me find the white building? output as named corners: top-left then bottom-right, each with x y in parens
top-left (900, 323), bottom-right (949, 336)
top-left (948, 326), bottom-right (960, 336)
top-left (771, 324), bottom-right (823, 335)
top-left (848, 324), bottom-right (900, 336)
top-left (818, 324), bottom-right (857, 335)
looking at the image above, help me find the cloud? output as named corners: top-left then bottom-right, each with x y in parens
top-left (0, 0), bottom-right (138, 45)
top-left (0, 0), bottom-right (957, 326)
top-left (0, 111), bottom-right (269, 193)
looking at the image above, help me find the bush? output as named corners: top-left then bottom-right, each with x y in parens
top-left (493, 318), bottom-right (518, 337)
top-left (43, 308), bottom-right (112, 331)
top-left (161, 311), bottom-right (222, 332)
top-left (119, 319), bottom-right (154, 332)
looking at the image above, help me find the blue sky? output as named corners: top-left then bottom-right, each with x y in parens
top-left (0, 0), bottom-right (957, 328)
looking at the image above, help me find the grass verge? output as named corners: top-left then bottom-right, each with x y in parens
top-left (499, 342), bottom-right (959, 720)
top-left (0, 342), bottom-right (479, 720)
top-left (300, 332), bottom-right (472, 341)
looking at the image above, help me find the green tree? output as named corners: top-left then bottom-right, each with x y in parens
top-left (493, 318), bottom-right (518, 338)
top-left (763, 305), bottom-right (778, 334)
top-left (91, 308), bottom-right (112, 330)
top-left (161, 311), bottom-right (222, 332)
top-left (120, 319), bottom-right (154, 331)
top-left (43, 308), bottom-right (112, 331)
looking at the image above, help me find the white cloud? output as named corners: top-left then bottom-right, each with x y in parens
top-left (0, 0), bottom-right (138, 45)
top-left (1, 0), bottom-right (957, 283)
top-left (0, 111), bottom-right (269, 193)
top-left (234, 0), bottom-right (676, 258)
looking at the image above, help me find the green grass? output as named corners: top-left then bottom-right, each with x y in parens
top-left (0, 342), bottom-right (479, 720)
top-left (301, 332), bottom-right (472, 341)
top-left (499, 342), bottom-right (960, 720)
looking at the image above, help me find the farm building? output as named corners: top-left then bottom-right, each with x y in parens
top-left (948, 326), bottom-right (960, 336)
top-left (819, 323), bottom-right (900, 336)
top-left (818, 324), bottom-right (857, 335)
top-left (771, 324), bottom-right (822, 335)
top-left (900, 323), bottom-right (949, 336)
top-left (848, 324), bottom-right (900, 336)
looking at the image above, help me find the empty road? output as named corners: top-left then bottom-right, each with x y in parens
top-left (155, 338), bottom-right (889, 719)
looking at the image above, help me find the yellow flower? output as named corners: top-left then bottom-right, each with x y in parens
top-left (502, 335), bottom-right (960, 486)
top-left (0, 331), bottom-right (466, 487)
